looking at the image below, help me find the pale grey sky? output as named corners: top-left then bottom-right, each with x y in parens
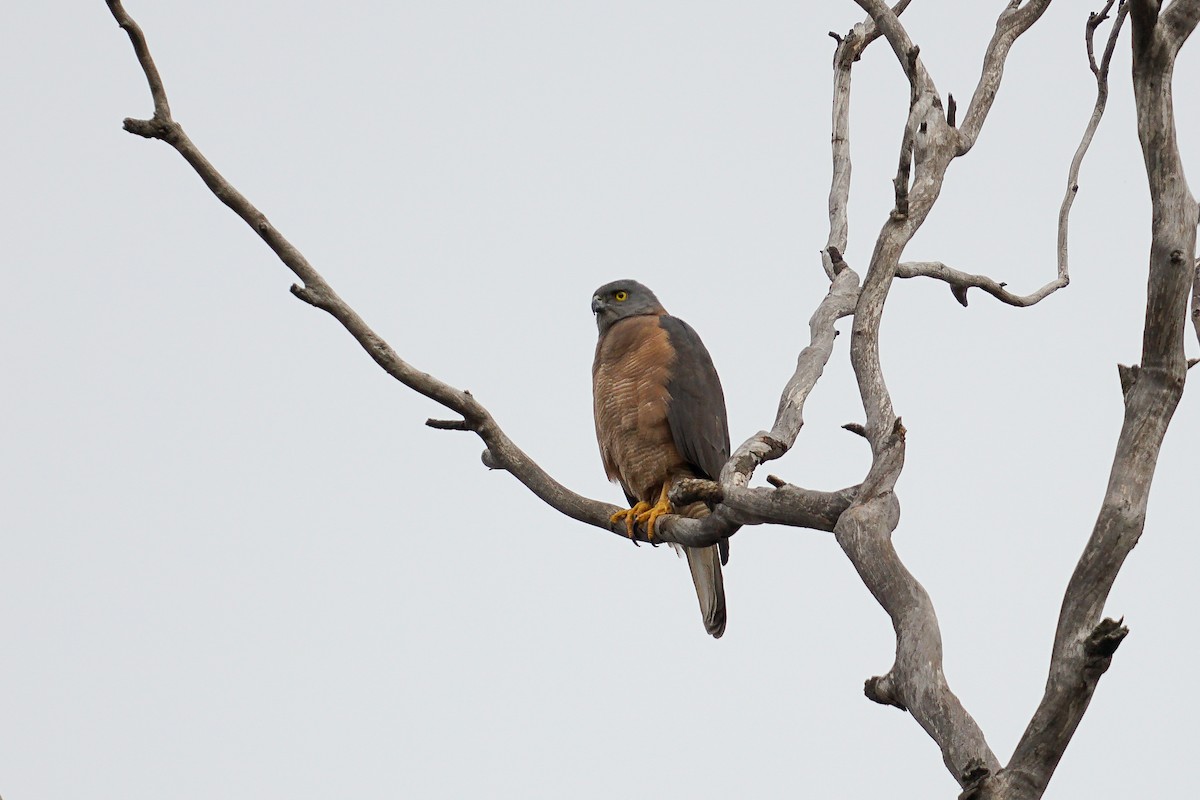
top-left (2, 2), bottom-right (1197, 798)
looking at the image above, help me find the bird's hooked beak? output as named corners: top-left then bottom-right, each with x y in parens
top-left (591, 295), bottom-right (603, 314)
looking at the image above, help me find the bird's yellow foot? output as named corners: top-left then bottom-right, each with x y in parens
top-left (610, 501), bottom-right (652, 544)
top-left (634, 485), bottom-right (673, 541)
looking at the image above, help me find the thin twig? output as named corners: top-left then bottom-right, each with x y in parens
top-left (106, 1), bottom-right (171, 121)
top-left (823, 0), bottom-right (914, 278)
top-left (1059, 0), bottom-right (1130, 290)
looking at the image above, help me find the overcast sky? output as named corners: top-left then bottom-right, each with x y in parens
top-left (3, 2), bottom-right (1198, 798)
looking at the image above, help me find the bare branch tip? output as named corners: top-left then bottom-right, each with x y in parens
top-left (842, 422), bottom-right (868, 438)
top-left (829, 30), bottom-right (844, 44)
top-left (864, 675), bottom-right (907, 711)
top-left (1085, 616), bottom-right (1130, 659)
top-left (122, 118), bottom-right (159, 138)
top-left (957, 760), bottom-right (993, 800)
top-left (1118, 363), bottom-right (1140, 394)
top-left (289, 283), bottom-right (319, 307)
top-left (426, 418), bottom-right (471, 431)
top-left (766, 474), bottom-right (787, 489)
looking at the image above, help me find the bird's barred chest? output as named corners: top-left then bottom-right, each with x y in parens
top-left (592, 316), bottom-right (686, 501)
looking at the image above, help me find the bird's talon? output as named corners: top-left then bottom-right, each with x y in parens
top-left (610, 501), bottom-right (653, 544)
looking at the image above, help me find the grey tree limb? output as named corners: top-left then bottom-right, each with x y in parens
top-left (1160, 0), bottom-right (1200, 51)
top-left (973, 3), bottom-right (1198, 798)
top-left (1057, 0), bottom-right (1129, 291)
top-left (955, 1), bottom-right (1056, 155)
top-left (1193, 256), bottom-right (1200, 344)
top-left (105, 0), bottom-right (850, 551)
top-left (823, 0), bottom-right (914, 279)
top-left (827, 0), bottom-right (1118, 791)
top-left (816, 24), bottom-right (1003, 782)
top-left (720, 265), bottom-right (859, 492)
top-left (896, 261), bottom-right (1065, 307)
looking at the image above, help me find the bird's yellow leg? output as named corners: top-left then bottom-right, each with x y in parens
top-left (610, 501), bottom-right (652, 541)
top-left (634, 483), bottom-right (674, 541)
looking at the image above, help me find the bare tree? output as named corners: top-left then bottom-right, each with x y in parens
top-left (105, 0), bottom-right (1197, 797)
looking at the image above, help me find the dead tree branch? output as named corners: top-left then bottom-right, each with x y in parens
top-left (895, 2), bottom-right (1124, 311)
top-left (721, 265), bottom-right (859, 491)
top-left (956, 1), bottom-right (1056, 155)
top-left (823, 0), bottom-right (914, 279)
top-left (1057, 0), bottom-right (1129, 293)
top-left (977, 3), bottom-right (1197, 798)
top-left (105, 0), bottom-right (855, 551)
top-left (1193, 255), bottom-right (1200, 345)
top-left (827, 0), bottom-right (1088, 790)
top-left (896, 261), bottom-right (1062, 307)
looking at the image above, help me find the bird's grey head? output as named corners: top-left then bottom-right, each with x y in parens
top-left (591, 280), bottom-right (666, 335)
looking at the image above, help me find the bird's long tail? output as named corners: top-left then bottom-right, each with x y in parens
top-left (683, 541), bottom-right (726, 639)
top-left (681, 503), bottom-right (724, 642)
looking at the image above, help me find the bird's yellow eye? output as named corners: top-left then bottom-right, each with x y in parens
top-left (614, 290), bottom-right (628, 301)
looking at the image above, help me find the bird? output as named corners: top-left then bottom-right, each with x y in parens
top-left (590, 279), bottom-right (730, 638)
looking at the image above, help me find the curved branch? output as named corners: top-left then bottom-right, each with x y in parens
top-left (806, 29), bottom-right (1008, 775)
top-left (103, 0), bottom-right (644, 545)
top-left (1058, 0), bottom-right (1129, 288)
top-left (896, 3), bottom-right (1126, 313)
top-left (837, 238), bottom-right (1000, 786)
top-left (956, 1), bottom-right (1055, 155)
top-left (896, 261), bottom-right (1066, 307)
top-left (823, 0), bottom-right (912, 276)
top-left (1160, 0), bottom-right (1200, 52)
top-left (106, 0), bottom-right (170, 120)
top-left (722, 264), bottom-right (859, 489)
top-left (852, 0), bottom-right (935, 95)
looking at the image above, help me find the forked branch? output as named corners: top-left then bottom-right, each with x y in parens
top-left (822, 0), bottom-right (1134, 792)
top-left (892, 0), bottom-right (1124, 312)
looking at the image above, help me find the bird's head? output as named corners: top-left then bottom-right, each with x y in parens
top-left (591, 280), bottom-right (666, 335)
